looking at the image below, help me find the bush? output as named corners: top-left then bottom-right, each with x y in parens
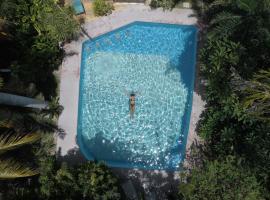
top-left (150, 0), bottom-right (176, 9)
top-left (179, 157), bottom-right (264, 200)
top-left (93, 0), bottom-right (114, 16)
top-left (77, 162), bottom-right (123, 200)
top-left (39, 160), bottom-right (123, 200)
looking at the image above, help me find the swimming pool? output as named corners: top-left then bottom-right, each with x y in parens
top-left (77, 22), bottom-right (198, 170)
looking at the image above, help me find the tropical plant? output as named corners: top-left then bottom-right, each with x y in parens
top-left (77, 162), bottom-right (123, 200)
top-left (0, 0), bottom-right (79, 42)
top-left (189, 0), bottom-right (270, 197)
top-left (0, 93), bottom-right (63, 180)
top-left (206, 0), bottom-right (270, 75)
top-left (93, 0), bottom-right (114, 16)
top-left (0, 0), bottom-right (79, 99)
top-left (179, 157), bottom-right (264, 200)
top-left (231, 69), bottom-right (270, 120)
top-left (235, 70), bottom-right (270, 122)
top-left (0, 124), bottom-right (40, 179)
top-left (0, 159), bottom-right (38, 179)
top-left (150, 0), bottom-right (176, 9)
top-left (207, 0), bottom-right (258, 38)
top-left (38, 159), bottom-right (123, 200)
top-left (200, 37), bottom-right (241, 101)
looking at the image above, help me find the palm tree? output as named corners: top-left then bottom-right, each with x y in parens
top-left (0, 98), bottom-right (62, 179)
top-left (0, 79), bottom-right (63, 179)
top-left (207, 0), bottom-right (267, 38)
top-left (233, 69), bottom-right (270, 122)
top-left (241, 70), bottom-right (270, 122)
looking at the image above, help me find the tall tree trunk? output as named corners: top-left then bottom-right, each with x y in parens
top-left (0, 92), bottom-right (47, 109)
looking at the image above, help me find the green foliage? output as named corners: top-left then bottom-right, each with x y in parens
top-left (179, 157), bottom-right (264, 200)
top-left (209, 11), bottom-right (242, 38)
top-left (0, 159), bottom-right (38, 179)
top-left (38, 159), bottom-right (123, 200)
top-left (54, 163), bottom-right (78, 200)
top-left (39, 156), bottom-right (57, 199)
top-left (0, 132), bottom-right (40, 153)
top-left (0, 94), bottom-right (62, 180)
top-left (234, 69), bottom-right (270, 122)
top-left (191, 0), bottom-right (270, 197)
top-left (200, 37), bottom-right (241, 101)
top-left (93, 0), bottom-right (114, 16)
top-left (0, 124), bottom-right (40, 179)
top-left (41, 97), bottom-right (64, 120)
top-left (36, 4), bottom-right (79, 41)
top-left (77, 162), bottom-right (122, 200)
top-left (206, 0), bottom-right (270, 75)
top-left (150, 0), bottom-right (177, 10)
top-left (0, 0), bottom-right (79, 99)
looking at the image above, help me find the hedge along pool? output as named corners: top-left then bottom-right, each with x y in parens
top-left (77, 22), bottom-right (198, 170)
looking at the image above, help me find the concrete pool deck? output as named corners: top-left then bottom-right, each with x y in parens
top-left (57, 4), bottom-right (205, 199)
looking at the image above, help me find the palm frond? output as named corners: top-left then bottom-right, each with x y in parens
top-left (41, 97), bottom-right (63, 119)
top-left (24, 114), bottom-right (60, 133)
top-left (0, 159), bottom-right (38, 179)
top-left (233, 69), bottom-right (270, 122)
top-left (209, 12), bottom-right (242, 38)
top-left (210, 11), bottom-right (241, 26)
top-left (236, 0), bottom-right (258, 13)
top-left (0, 132), bottom-right (41, 153)
top-left (209, 0), bottom-right (233, 8)
top-left (0, 0), bottom-right (16, 17)
top-left (0, 119), bottom-right (12, 128)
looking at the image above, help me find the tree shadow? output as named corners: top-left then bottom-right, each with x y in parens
top-left (164, 26), bottom-right (206, 101)
top-left (64, 50), bottom-right (78, 57)
top-left (77, 131), bottom-right (144, 166)
top-left (112, 167), bottom-right (180, 199)
top-left (56, 147), bottom-right (87, 166)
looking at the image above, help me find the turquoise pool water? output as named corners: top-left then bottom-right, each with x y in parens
top-left (78, 22), bottom-right (198, 170)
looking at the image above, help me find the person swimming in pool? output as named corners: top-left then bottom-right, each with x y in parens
top-left (129, 92), bottom-right (136, 119)
top-left (124, 89), bottom-right (140, 119)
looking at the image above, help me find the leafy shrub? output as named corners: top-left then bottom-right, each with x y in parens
top-left (0, 0), bottom-right (79, 99)
top-left (200, 37), bottom-right (242, 101)
top-left (77, 162), bottom-right (122, 200)
top-left (93, 0), bottom-right (114, 16)
top-left (38, 159), bottom-right (123, 200)
top-left (150, 0), bottom-right (176, 9)
top-left (179, 157), bottom-right (264, 200)
top-left (193, 0), bottom-right (270, 196)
